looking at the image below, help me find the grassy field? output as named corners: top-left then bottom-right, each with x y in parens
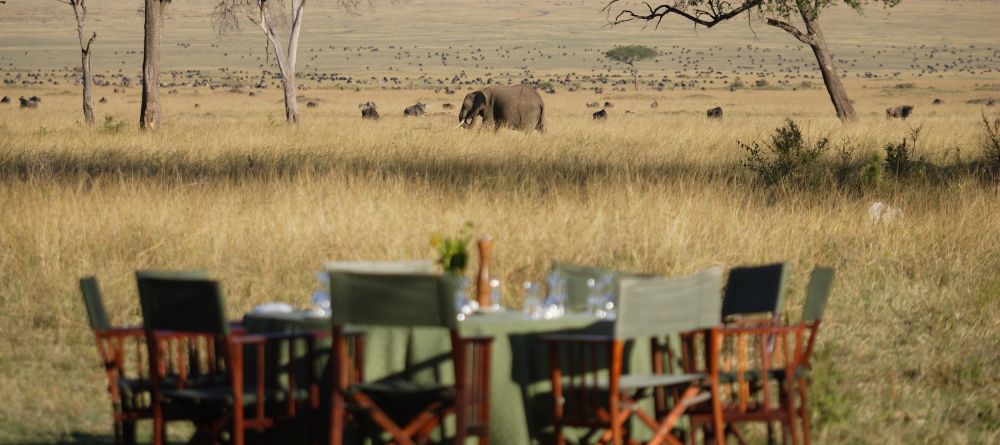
top-left (1, 0), bottom-right (1000, 444)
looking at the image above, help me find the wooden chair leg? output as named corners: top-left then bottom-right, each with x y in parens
top-left (798, 379), bottom-right (811, 445)
top-left (330, 392), bottom-right (345, 445)
top-left (122, 420), bottom-right (137, 445)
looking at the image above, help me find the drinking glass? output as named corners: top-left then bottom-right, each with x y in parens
top-left (523, 281), bottom-right (543, 320)
top-left (587, 278), bottom-right (605, 317)
top-left (489, 278), bottom-right (503, 311)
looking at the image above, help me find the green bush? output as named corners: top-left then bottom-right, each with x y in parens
top-left (730, 76), bottom-right (745, 90)
top-left (860, 153), bottom-right (885, 186)
top-left (99, 115), bottom-right (128, 135)
top-left (754, 78), bottom-right (769, 88)
top-left (980, 112), bottom-right (1000, 167)
top-left (741, 119), bottom-right (829, 186)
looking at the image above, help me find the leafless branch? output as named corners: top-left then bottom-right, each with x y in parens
top-left (602, 0), bottom-right (763, 29)
top-left (765, 17), bottom-right (814, 45)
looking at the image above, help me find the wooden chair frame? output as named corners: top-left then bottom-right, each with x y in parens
top-left (329, 328), bottom-right (494, 445)
top-left (684, 325), bottom-right (805, 445)
top-left (147, 329), bottom-right (324, 445)
top-left (542, 332), bottom-right (724, 445)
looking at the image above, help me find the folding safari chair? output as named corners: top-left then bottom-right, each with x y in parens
top-left (137, 273), bottom-right (322, 445)
top-left (327, 272), bottom-right (494, 445)
top-left (543, 267), bottom-right (727, 445)
top-left (80, 276), bottom-right (151, 445)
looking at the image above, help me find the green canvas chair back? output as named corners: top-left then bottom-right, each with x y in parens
top-left (614, 267), bottom-right (724, 339)
top-left (136, 273), bottom-right (229, 336)
top-left (802, 267), bottom-right (835, 322)
top-left (80, 276), bottom-right (112, 332)
top-left (721, 263), bottom-right (789, 320)
top-left (328, 272), bottom-right (459, 329)
top-left (325, 260), bottom-right (436, 274)
top-left (552, 262), bottom-right (648, 313)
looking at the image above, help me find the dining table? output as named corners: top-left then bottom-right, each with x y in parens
top-left (242, 310), bottom-right (658, 445)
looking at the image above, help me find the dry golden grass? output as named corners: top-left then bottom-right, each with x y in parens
top-left (0, 81), bottom-right (998, 444)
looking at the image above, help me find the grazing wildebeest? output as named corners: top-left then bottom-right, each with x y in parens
top-left (932, 98), bottom-right (943, 105)
top-left (404, 101), bottom-right (427, 117)
top-left (457, 85), bottom-right (545, 132)
top-left (29, 96), bottom-right (41, 103)
top-left (0, 96), bottom-right (9, 104)
top-left (650, 101), bottom-right (658, 109)
top-left (586, 101), bottom-right (600, 108)
top-left (593, 109), bottom-right (608, 120)
top-left (886, 105), bottom-right (914, 119)
top-left (19, 97), bottom-right (37, 108)
top-left (603, 101), bottom-right (614, 108)
top-left (306, 101), bottom-right (318, 108)
top-left (361, 103), bottom-right (379, 120)
top-left (442, 103), bottom-right (454, 110)
top-left (707, 106), bottom-right (723, 119)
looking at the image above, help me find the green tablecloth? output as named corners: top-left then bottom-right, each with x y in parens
top-left (243, 311), bottom-right (653, 445)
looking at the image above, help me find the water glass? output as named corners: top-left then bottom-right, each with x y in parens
top-left (489, 278), bottom-right (503, 311)
top-left (523, 281), bottom-right (543, 320)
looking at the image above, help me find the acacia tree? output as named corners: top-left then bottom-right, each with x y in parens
top-left (140, 0), bottom-right (170, 130)
top-left (59, 0), bottom-right (97, 125)
top-left (604, 45), bottom-right (658, 90)
top-left (604, 0), bottom-right (903, 122)
top-left (213, 0), bottom-right (362, 124)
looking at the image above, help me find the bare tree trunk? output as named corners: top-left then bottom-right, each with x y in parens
top-left (70, 2), bottom-right (96, 125)
top-left (632, 67), bottom-right (638, 91)
top-left (281, 72), bottom-right (298, 124)
top-left (255, 0), bottom-right (305, 124)
top-left (799, 5), bottom-right (856, 122)
top-left (140, 0), bottom-right (166, 131)
top-left (767, 4), bottom-right (857, 122)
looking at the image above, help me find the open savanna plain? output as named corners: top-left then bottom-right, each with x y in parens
top-left (1, 0), bottom-right (1000, 444)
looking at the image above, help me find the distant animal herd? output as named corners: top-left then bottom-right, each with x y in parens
top-left (3, 89), bottom-right (996, 130)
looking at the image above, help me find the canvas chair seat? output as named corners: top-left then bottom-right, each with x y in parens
top-left (349, 379), bottom-right (453, 397)
top-left (161, 385), bottom-right (311, 406)
top-left (591, 372), bottom-right (707, 391)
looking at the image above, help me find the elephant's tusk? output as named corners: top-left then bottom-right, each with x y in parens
top-left (454, 122), bottom-right (465, 129)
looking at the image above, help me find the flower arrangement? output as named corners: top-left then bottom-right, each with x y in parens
top-left (431, 222), bottom-right (474, 276)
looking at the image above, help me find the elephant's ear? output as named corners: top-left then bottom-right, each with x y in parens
top-left (472, 91), bottom-right (487, 115)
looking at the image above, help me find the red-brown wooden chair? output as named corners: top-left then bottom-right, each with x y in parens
top-left (327, 271), bottom-right (494, 445)
top-left (136, 273), bottom-right (324, 445)
top-left (80, 276), bottom-right (151, 445)
top-left (543, 267), bottom-right (727, 445)
top-left (685, 267), bottom-right (835, 445)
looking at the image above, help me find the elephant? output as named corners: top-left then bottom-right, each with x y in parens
top-left (457, 85), bottom-right (545, 132)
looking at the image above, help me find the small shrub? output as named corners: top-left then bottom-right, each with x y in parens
top-left (754, 78), bottom-right (769, 88)
top-left (730, 76), bottom-right (745, 89)
top-left (980, 112), bottom-right (1000, 166)
top-left (860, 153), bottom-right (885, 186)
top-left (536, 80), bottom-right (555, 90)
top-left (883, 139), bottom-right (912, 176)
top-left (99, 115), bottom-right (128, 135)
top-left (741, 119), bottom-right (829, 185)
top-left (800, 80), bottom-right (814, 89)
top-left (894, 82), bottom-right (917, 89)
top-left (884, 126), bottom-right (923, 177)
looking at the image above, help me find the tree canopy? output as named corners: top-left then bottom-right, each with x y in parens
top-left (604, 45), bottom-right (658, 66)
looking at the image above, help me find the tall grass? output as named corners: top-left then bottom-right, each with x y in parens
top-left (0, 87), bottom-right (998, 444)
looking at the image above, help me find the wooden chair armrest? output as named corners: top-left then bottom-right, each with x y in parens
top-left (95, 327), bottom-right (145, 338)
top-left (540, 334), bottom-right (615, 344)
top-left (457, 334), bottom-right (494, 344)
